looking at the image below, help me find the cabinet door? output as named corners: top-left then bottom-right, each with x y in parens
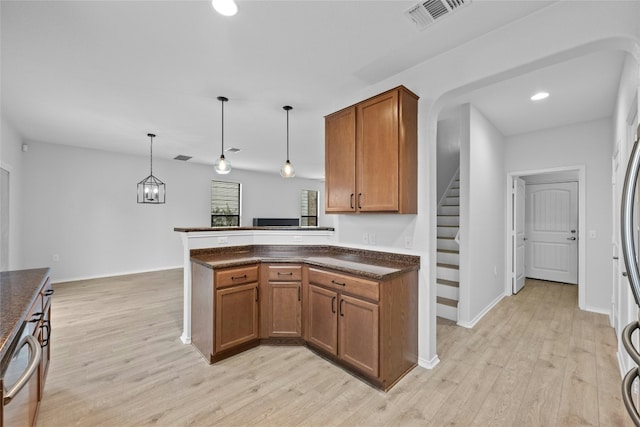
top-left (215, 283), bottom-right (259, 353)
top-left (325, 107), bottom-right (356, 212)
top-left (339, 294), bottom-right (379, 378)
top-left (268, 282), bottom-right (301, 337)
top-left (356, 90), bottom-right (399, 212)
top-left (307, 284), bottom-right (338, 355)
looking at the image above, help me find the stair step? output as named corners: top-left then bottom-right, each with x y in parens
top-left (448, 188), bottom-right (460, 197)
top-left (438, 205), bottom-right (459, 215)
top-left (437, 299), bottom-right (458, 321)
top-left (437, 278), bottom-right (460, 287)
top-left (437, 296), bottom-right (458, 307)
top-left (437, 250), bottom-right (459, 265)
top-left (444, 196), bottom-right (460, 205)
top-left (437, 226), bottom-right (458, 238)
top-left (437, 249), bottom-right (459, 254)
top-left (437, 262), bottom-right (459, 270)
top-left (437, 238), bottom-right (458, 251)
top-left (437, 282), bottom-right (459, 300)
top-left (437, 216), bottom-right (459, 226)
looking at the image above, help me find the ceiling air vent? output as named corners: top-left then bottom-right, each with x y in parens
top-left (405, 0), bottom-right (471, 31)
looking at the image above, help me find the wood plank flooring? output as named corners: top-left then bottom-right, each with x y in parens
top-left (37, 272), bottom-right (632, 426)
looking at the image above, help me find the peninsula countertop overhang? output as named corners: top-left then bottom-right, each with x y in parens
top-left (190, 245), bottom-right (419, 280)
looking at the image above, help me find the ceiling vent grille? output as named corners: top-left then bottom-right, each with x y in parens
top-left (405, 0), bottom-right (471, 31)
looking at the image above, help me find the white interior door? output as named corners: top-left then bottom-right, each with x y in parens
top-left (513, 177), bottom-right (526, 293)
top-left (525, 182), bottom-right (578, 284)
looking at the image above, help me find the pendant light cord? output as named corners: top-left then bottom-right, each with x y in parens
top-left (286, 108), bottom-right (290, 161)
top-left (149, 134), bottom-right (154, 176)
top-left (221, 98), bottom-right (225, 155)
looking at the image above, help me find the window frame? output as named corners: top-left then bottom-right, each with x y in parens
top-left (211, 180), bottom-right (241, 227)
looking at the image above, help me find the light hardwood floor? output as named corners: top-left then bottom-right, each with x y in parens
top-left (37, 271), bottom-right (632, 426)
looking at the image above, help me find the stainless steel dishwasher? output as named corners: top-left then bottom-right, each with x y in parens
top-left (1, 322), bottom-right (41, 427)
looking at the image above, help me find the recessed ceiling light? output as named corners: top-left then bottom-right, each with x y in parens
top-left (530, 92), bottom-right (550, 101)
top-left (212, 0), bottom-right (238, 16)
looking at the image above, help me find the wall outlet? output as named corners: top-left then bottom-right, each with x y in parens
top-left (404, 236), bottom-right (413, 249)
top-left (369, 233), bottom-right (376, 245)
top-left (52, 254), bottom-right (60, 262)
top-left (293, 236), bottom-right (303, 243)
top-left (494, 265), bottom-right (497, 276)
top-left (217, 236), bottom-right (229, 244)
top-left (362, 232), bottom-right (369, 244)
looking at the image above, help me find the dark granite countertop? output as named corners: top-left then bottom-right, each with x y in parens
top-left (0, 268), bottom-right (50, 373)
top-left (190, 245), bottom-right (419, 280)
top-left (174, 226), bottom-right (335, 232)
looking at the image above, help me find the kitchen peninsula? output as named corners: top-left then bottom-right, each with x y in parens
top-left (175, 227), bottom-right (420, 390)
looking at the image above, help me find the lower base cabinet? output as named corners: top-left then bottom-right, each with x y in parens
top-left (307, 284), bottom-right (338, 355)
top-left (339, 294), bottom-right (379, 378)
top-left (215, 283), bottom-right (259, 353)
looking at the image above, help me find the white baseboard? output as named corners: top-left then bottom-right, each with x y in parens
top-left (52, 265), bottom-right (183, 284)
top-left (583, 304), bottom-right (610, 316)
top-left (418, 355), bottom-right (440, 369)
top-left (457, 293), bottom-right (506, 329)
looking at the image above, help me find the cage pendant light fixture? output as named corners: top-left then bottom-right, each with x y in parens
top-left (137, 133), bottom-right (166, 204)
top-left (214, 96), bottom-right (232, 174)
top-left (280, 105), bottom-right (295, 178)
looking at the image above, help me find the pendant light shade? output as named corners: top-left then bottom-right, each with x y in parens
top-left (280, 105), bottom-right (295, 178)
top-left (211, 0), bottom-right (238, 16)
top-left (215, 96), bottom-right (232, 175)
top-left (137, 133), bottom-right (166, 204)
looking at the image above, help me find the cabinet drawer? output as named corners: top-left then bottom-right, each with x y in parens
top-left (308, 268), bottom-right (379, 301)
top-left (268, 264), bottom-right (302, 281)
top-left (215, 265), bottom-right (259, 289)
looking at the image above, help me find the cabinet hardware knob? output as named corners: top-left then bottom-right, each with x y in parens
top-left (232, 275), bottom-right (247, 280)
top-left (331, 279), bottom-right (346, 287)
top-left (339, 299), bottom-right (344, 317)
top-left (331, 296), bottom-right (336, 313)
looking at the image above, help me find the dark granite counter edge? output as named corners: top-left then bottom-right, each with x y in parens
top-left (190, 245), bottom-right (420, 280)
top-left (175, 226), bottom-right (335, 232)
top-left (0, 268), bottom-right (50, 375)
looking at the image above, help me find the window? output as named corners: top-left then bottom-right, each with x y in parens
top-left (301, 189), bottom-right (318, 227)
top-left (211, 180), bottom-right (241, 227)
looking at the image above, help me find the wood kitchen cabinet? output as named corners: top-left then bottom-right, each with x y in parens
top-left (260, 264), bottom-right (302, 339)
top-left (305, 266), bottom-right (416, 390)
top-left (191, 262), bottom-right (260, 362)
top-left (324, 85), bottom-right (418, 214)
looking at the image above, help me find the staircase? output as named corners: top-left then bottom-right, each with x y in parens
top-left (437, 173), bottom-right (460, 322)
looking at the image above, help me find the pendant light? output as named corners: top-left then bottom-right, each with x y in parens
top-left (211, 0), bottom-right (238, 16)
top-left (214, 96), bottom-right (232, 174)
top-left (280, 105), bottom-right (295, 178)
top-left (137, 133), bottom-right (166, 204)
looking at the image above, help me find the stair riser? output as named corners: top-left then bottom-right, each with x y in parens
top-left (437, 251), bottom-right (459, 265)
top-left (437, 226), bottom-right (458, 238)
top-left (437, 266), bottom-right (459, 282)
top-left (438, 205), bottom-right (459, 215)
top-left (437, 238), bottom-right (458, 251)
top-left (437, 216), bottom-right (459, 226)
top-left (437, 303), bottom-right (458, 321)
top-left (445, 196), bottom-right (460, 205)
top-left (437, 283), bottom-right (459, 300)
top-left (448, 188), bottom-right (459, 197)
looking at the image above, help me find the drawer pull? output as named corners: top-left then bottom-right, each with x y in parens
top-left (44, 289), bottom-right (54, 296)
top-left (331, 279), bottom-right (346, 287)
top-left (255, 286), bottom-right (259, 302)
top-left (358, 193), bottom-right (363, 209)
top-left (232, 275), bottom-right (247, 280)
top-left (40, 320), bottom-right (51, 347)
top-left (350, 193), bottom-right (354, 209)
top-left (298, 286), bottom-right (301, 301)
top-left (277, 272), bottom-right (293, 276)
top-left (339, 299), bottom-right (344, 317)
top-left (331, 296), bottom-right (336, 313)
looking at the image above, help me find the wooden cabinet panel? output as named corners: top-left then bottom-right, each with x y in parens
top-left (215, 264), bottom-right (259, 289)
top-left (307, 284), bottom-right (338, 355)
top-left (308, 268), bottom-right (379, 301)
top-left (268, 283), bottom-right (301, 337)
top-left (356, 90), bottom-right (399, 212)
top-left (215, 283), bottom-right (259, 353)
top-left (325, 107), bottom-right (356, 212)
top-left (324, 86), bottom-right (418, 214)
top-left (268, 265), bottom-right (302, 281)
top-left (339, 294), bottom-right (379, 378)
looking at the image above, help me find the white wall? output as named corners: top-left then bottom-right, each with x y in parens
top-left (436, 113), bottom-right (461, 202)
top-left (505, 118), bottom-right (613, 312)
top-left (20, 140), bottom-right (327, 282)
top-left (458, 104), bottom-right (506, 326)
top-left (0, 116), bottom-right (25, 270)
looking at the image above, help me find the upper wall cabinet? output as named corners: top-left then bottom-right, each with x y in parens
top-left (324, 86), bottom-right (418, 214)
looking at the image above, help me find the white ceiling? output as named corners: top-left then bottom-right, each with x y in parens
top-left (0, 1), bottom-right (625, 179)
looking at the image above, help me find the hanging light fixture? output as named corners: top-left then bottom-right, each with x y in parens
top-left (211, 0), bottom-right (238, 16)
top-left (280, 105), bottom-right (295, 178)
top-left (137, 133), bottom-right (166, 204)
top-left (214, 96), bottom-right (232, 175)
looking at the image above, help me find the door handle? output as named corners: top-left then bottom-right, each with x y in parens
top-left (567, 237), bottom-right (576, 241)
top-left (331, 296), bottom-right (336, 313)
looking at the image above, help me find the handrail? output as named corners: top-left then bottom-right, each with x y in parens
top-left (621, 134), bottom-right (640, 305)
top-left (623, 320), bottom-right (640, 367)
top-left (622, 366), bottom-right (640, 426)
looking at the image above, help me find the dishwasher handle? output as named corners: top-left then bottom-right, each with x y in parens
top-left (3, 335), bottom-right (42, 405)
